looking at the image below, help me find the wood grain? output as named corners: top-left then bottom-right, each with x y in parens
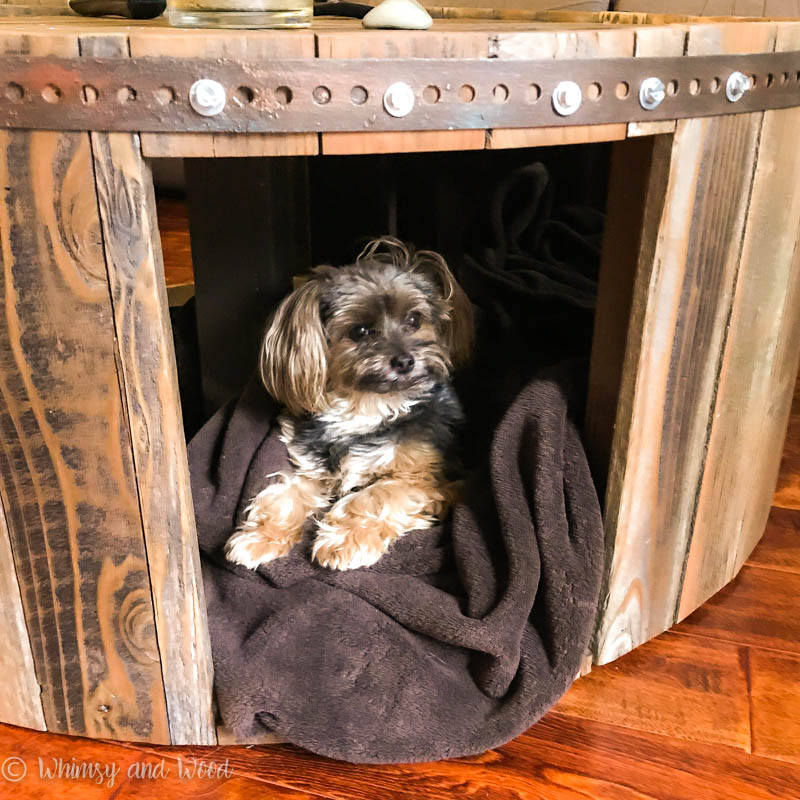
top-left (157, 196), bottom-right (194, 290)
top-left (123, 709), bottom-right (800, 800)
top-left (627, 25), bottom-right (686, 138)
top-left (317, 29), bottom-right (487, 155)
top-left (746, 506), bottom-right (800, 573)
top-left (80, 31), bottom-right (215, 746)
top-left (521, 712), bottom-right (800, 800)
top-left (592, 18), bottom-right (780, 667)
top-left (0, 28), bottom-right (169, 743)
top-left (557, 631), bottom-right (750, 750)
top-left (678, 24), bottom-right (800, 619)
top-left (615, 0), bottom-right (800, 17)
top-left (593, 111), bottom-right (766, 664)
top-left (584, 134), bottom-right (661, 497)
top-left (0, 722), bottom-right (143, 799)
top-left (487, 26), bottom-right (633, 149)
top-left (677, 564), bottom-right (800, 655)
top-left (0, 493), bottom-right (46, 731)
top-left (129, 29), bottom-right (318, 159)
top-left (749, 647), bottom-right (800, 764)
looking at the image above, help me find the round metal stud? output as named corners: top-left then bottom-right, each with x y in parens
top-left (383, 81), bottom-right (415, 118)
top-left (726, 71), bottom-right (751, 103)
top-left (639, 76), bottom-right (666, 110)
top-left (552, 80), bottom-right (582, 116)
top-left (189, 78), bottom-right (227, 117)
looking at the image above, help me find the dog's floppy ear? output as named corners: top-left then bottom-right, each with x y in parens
top-left (411, 249), bottom-right (474, 367)
top-left (261, 271), bottom-right (330, 416)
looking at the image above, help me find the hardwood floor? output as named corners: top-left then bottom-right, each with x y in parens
top-left (1, 200), bottom-right (799, 798)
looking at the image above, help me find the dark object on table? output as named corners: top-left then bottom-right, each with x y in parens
top-left (69, 0), bottom-right (166, 18)
top-left (314, 1), bottom-right (373, 17)
top-left (69, 0), bottom-right (373, 17)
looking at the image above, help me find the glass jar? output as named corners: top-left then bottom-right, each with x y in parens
top-left (167, 0), bottom-right (312, 29)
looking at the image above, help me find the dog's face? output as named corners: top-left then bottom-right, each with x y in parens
top-left (261, 239), bottom-right (474, 416)
top-left (322, 263), bottom-right (451, 396)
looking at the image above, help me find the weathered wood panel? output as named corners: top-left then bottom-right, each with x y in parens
top-left (678, 26), bottom-right (800, 617)
top-left (129, 29), bottom-right (318, 159)
top-left (592, 22), bottom-right (777, 664)
top-left (0, 125), bottom-right (170, 741)
top-left (0, 28), bottom-right (169, 741)
top-left (318, 29), bottom-right (487, 155)
top-left (626, 25), bottom-right (686, 138)
top-left (616, 0), bottom-right (800, 16)
top-left (79, 31), bottom-right (216, 746)
top-left (0, 493), bottom-right (46, 730)
top-left (584, 133), bottom-right (664, 497)
top-left (488, 27), bottom-right (633, 149)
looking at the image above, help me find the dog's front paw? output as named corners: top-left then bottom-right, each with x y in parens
top-left (311, 520), bottom-right (388, 571)
top-left (225, 527), bottom-right (297, 570)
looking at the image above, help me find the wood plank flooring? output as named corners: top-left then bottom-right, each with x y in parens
top-left (1, 196), bottom-right (799, 799)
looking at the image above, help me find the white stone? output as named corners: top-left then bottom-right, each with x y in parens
top-left (362, 0), bottom-right (433, 30)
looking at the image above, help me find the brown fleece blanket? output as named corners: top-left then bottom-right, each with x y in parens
top-left (190, 363), bottom-right (603, 763)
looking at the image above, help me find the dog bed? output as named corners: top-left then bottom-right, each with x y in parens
top-left (190, 161), bottom-right (605, 763)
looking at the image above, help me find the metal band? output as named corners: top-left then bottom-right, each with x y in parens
top-left (1, 52), bottom-right (799, 133)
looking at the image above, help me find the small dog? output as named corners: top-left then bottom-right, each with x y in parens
top-left (225, 238), bottom-right (473, 571)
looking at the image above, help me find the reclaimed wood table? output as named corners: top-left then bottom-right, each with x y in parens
top-left (1, 10), bottom-right (800, 747)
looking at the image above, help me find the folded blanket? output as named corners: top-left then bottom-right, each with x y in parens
top-left (191, 360), bottom-right (603, 763)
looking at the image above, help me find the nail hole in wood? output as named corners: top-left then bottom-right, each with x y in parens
top-left (422, 85), bottom-right (440, 104)
top-left (312, 86), bottom-right (331, 105)
top-left (155, 86), bottom-right (176, 105)
top-left (82, 85), bottom-right (99, 105)
top-left (492, 84), bottom-right (509, 104)
top-left (458, 84), bottom-right (475, 103)
top-left (586, 82), bottom-right (601, 101)
top-left (235, 86), bottom-right (255, 105)
top-left (4, 82), bottom-right (23, 102)
top-left (42, 84), bottom-right (61, 103)
top-left (117, 86), bottom-right (137, 103)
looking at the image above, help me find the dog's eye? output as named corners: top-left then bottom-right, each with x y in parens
top-left (349, 324), bottom-right (371, 342)
top-left (406, 312), bottom-right (422, 331)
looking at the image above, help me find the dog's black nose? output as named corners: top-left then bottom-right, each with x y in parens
top-left (390, 354), bottom-right (415, 374)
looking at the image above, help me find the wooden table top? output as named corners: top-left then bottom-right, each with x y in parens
top-left (0, 12), bottom-right (794, 51)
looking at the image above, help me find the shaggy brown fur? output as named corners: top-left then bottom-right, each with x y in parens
top-left (225, 238), bottom-right (473, 571)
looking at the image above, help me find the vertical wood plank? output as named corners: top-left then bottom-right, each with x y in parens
top-left (593, 21), bottom-right (777, 665)
top-left (487, 27), bottom-right (634, 150)
top-left (0, 30), bottom-right (170, 743)
top-left (185, 156), bottom-right (312, 411)
top-left (678, 25), bottom-right (800, 618)
top-left (626, 25), bottom-right (686, 138)
top-left (80, 31), bottom-right (216, 746)
top-left (584, 133), bottom-right (663, 497)
top-left (0, 126), bottom-right (170, 741)
top-left (0, 493), bottom-right (46, 731)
